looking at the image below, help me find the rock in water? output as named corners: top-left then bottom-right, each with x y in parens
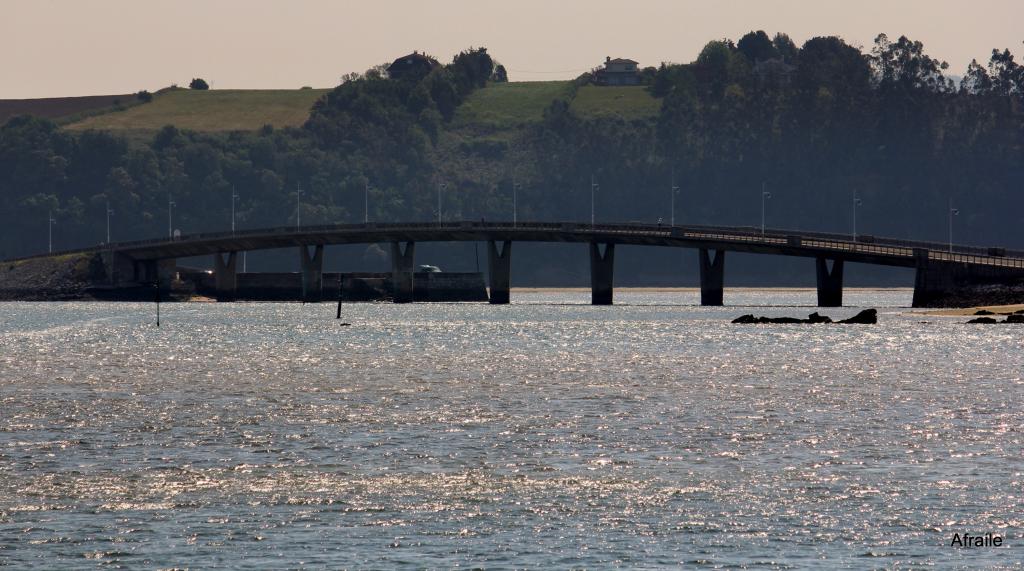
top-left (732, 308), bottom-right (877, 324)
top-left (762, 316), bottom-right (800, 323)
top-left (967, 316), bottom-right (998, 324)
top-left (838, 309), bottom-right (878, 324)
top-left (1004, 314), bottom-right (1024, 324)
top-left (974, 309), bottom-right (995, 315)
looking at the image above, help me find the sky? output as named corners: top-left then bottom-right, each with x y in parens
top-left (1, 0), bottom-right (1022, 99)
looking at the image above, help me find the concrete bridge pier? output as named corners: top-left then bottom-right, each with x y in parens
top-left (100, 251), bottom-right (136, 285)
top-left (699, 248), bottom-right (725, 306)
top-left (590, 242), bottom-right (615, 305)
top-left (390, 241), bottom-right (416, 303)
top-left (815, 257), bottom-right (844, 307)
top-left (299, 245), bottom-right (324, 302)
top-left (134, 258), bottom-right (176, 289)
top-left (213, 252), bottom-right (238, 301)
top-left (487, 240), bottom-right (512, 304)
top-left (911, 247), bottom-right (1024, 307)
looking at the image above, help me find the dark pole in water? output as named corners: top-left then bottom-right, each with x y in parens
top-left (336, 274), bottom-right (342, 319)
top-left (154, 280), bottom-right (161, 327)
top-left (474, 242), bottom-right (480, 273)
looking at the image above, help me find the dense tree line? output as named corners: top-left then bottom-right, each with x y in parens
top-left (524, 32), bottom-right (1023, 249)
top-left (1, 37), bottom-right (1022, 272)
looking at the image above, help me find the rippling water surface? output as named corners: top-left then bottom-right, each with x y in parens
top-left (1, 290), bottom-right (1021, 568)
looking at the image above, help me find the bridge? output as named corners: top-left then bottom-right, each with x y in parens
top-left (14, 221), bottom-right (1024, 307)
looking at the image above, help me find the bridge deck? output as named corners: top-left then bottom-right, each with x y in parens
top-left (9, 221), bottom-right (1024, 270)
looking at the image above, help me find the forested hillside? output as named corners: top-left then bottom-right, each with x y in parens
top-left (1, 34), bottom-right (1022, 284)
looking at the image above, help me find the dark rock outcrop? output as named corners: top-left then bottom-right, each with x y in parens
top-left (732, 309), bottom-right (876, 324)
top-left (807, 312), bottom-right (833, 323)
top-left (966, 314), bottom-right (1024, 324)
top-left (967, 316), bottom-right (998, 324)
top-left (838, 309), bottom-right (878, 324)
top-left (974, 309), bottom-right (995, 315)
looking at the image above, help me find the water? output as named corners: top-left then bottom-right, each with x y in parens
top-left (0, 290), bottom-right (1021, 569)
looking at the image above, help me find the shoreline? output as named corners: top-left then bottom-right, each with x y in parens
top-left (914, 303), bottom-right (1024, 317)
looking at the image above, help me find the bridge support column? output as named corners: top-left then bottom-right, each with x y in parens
top-left (134, 258), bottom-right (176, 289)
top-left (590, 242), bottom-right (615, 305)
top-left (698, 249), bottom-right (725, 306)
top-left (390, 241), bottom-right (415, 303)
top-left (102, 251), bottom-right (136, 285)
top-left (213, 252), bottom-right (238, 302)
top-left (299, 245), bottom-right (324, 302)
top-left (487, 240), bottom-right (512, 304)
top-left (815, 257), bottom-right (844, 307)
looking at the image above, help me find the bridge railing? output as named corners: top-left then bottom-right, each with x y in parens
top-left (7, 220), bottom-right (1024, 268)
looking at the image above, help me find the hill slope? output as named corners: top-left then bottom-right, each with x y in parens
top-left (452, 82), bottom-right (660, 129)
top-left (42, 82), bottom-right (660, 134)
top-left (0, 93), bottom-right (137, 124)
top-left (64, 88), bottom-right (330, 132)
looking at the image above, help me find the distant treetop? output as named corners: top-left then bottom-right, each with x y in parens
top-left (189, 78), bottom-right (210, 90)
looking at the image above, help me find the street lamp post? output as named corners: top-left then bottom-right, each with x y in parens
top-left (761, 183), bottom-right (771, 238)
top-left (948, 198), bottom-right (959, 253)
top-left (296, 183), bottom-right (304, 230)
top-left (364, 180), bottom-right (371, 224)
top-left (590, 174), bottom-right (599, 229)
top-left (437, 182), bottom-right (447, 226)
top-left (232, 186), bottom-right (245, 272)
top-left (105, 200), bottom-right (114, 244)
top-left (167, 193), bottom-right (176, 238)
top-left (512, 177), bottom-right (520, 227)
top-left (670, 168), bottom-right (680, 227)
top-left (231, 186), bottom-right (239, 235)
top-left (853, 190), bottom-right (862, 241)
top-left (48, 210), bottom-right (56, 253)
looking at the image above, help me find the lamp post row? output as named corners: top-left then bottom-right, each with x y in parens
top-left (62, 179), bottom-right (960, 254)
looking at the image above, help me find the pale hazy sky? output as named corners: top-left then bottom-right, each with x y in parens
top-left (2, 0), bottom-right (1022, 99)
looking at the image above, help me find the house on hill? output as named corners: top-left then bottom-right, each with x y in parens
top-left (595, 57), bottom-right (640, 86)
top-left (387, 51), bottom-right (439, 81)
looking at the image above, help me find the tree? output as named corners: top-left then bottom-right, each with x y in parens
top-left (189, 78), bottom-right (210, 90)
top-left (870, 34), bottom-right (953, 93)
top-left (449, 47), bottom-right (494, 96)
top-left (737, 30), bottom-right (780, 64)
top-left (961, 59), bottom-right (992, 94)
top-left (987, 48), bottom-right (1022, 96)
top-left (695, 39), bottom-right (738, 98)
top-left (796, 36), bottom-right (872, 105)
top-left (773, 33), bottom-right (799, 63)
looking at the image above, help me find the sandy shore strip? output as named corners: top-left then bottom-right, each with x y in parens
top-left (915, 304), bottom-right (1024, 317)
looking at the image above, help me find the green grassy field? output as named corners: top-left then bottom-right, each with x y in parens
top-left (453, 82), bottom-right (660, 129)
top-left (452, 81), bottom-right (574, 128)
top-left (64, 88), bottom-right (329, 132)
top-left (51, 82), bottom-right (658, 134)
top-left (0, 93), bottom-right (138, 124)
top-left (570, 85), bottom-right (661, 120)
